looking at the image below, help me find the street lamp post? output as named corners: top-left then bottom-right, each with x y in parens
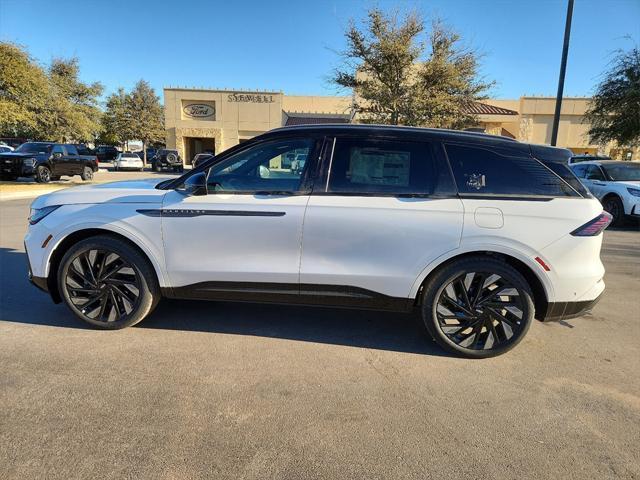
top-left (550, 0), bottom-right (574, 146)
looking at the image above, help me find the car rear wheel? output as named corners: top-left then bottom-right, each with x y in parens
top-left (58, 235), bottom-right (160, 329)
top-left (602, 195), bottom-right (624, 227)
top-left (35, 165), bottom-right (51, 183)
top-left (80, 166), bottom-right (94, 181)
top-left (421, 257), bottom-right (534, 358)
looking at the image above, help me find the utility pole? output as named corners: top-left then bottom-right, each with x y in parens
top-left (550, 0), bottom-right (574, 146)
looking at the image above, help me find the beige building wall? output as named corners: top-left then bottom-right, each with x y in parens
top-left (164, 88), bottom-right (637, 161)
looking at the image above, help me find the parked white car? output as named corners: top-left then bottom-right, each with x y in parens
top-left (25, 125), bottom-right (611, 358)
top-left (570, 161), bottom-right (640, 226)
top-left (0, 143), bottom-right (14, 153)
top-left (114, 152), bottom-right (144, 171)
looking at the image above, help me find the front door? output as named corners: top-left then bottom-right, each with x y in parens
top-left (161, 135), bottom-right (321, 302)
top-left (49, 145), bottom-right (72, 176)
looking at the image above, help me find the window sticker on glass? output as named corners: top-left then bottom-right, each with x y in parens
top-left (466, 173), bottom-right (486, 190)
top-left (349, 148), bottom-right (410, 186)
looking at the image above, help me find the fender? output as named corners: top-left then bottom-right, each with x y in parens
top-left (41, 220), bottom-right (169, 288)
top-left (408, 239), bottom-right (555, 302)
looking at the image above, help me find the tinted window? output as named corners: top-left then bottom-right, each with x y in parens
top-left (207, 138), bottom-right (314, 194)
top-left (571, 164), bottom-right (588, 178)
top-left (602, 163), bottom-right (640, 181)
top-left (122, 153), bottom-right (138, 158)
top-left (326, 138), bottom-right (451, 195)
top-left (65, 145), bottom-right (78, 155)
top-left (445, 143), bottom-right (578, 197)
top-left (51, 145), bottom-right (64, 155)
top-left (585, 165), bottom-right (605, 181)
top-left (15, 142), bottom-right (52, 154)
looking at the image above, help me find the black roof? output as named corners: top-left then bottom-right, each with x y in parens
top-left (268, 124), bottom-right (519, 143)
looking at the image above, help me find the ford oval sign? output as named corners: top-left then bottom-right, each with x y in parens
top-left (183, 103), bottom-right (215, 118)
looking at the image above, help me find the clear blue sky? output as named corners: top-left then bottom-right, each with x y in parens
top-left (1, 0), bottom-right (638, 101)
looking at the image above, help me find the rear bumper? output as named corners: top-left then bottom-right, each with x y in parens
top-left (541, 291), bottom-right (603, 322)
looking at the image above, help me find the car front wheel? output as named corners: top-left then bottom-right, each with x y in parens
top-left (58, 235), bottom-right (160, 329)
top-left (421, 257), bottom-right (534, 358)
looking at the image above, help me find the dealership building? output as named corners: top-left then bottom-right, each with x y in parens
top-left (164, 87), bottom-right (636, 163)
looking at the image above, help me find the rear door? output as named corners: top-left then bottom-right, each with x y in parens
top-left (299, 135), bottom-right (464, 307)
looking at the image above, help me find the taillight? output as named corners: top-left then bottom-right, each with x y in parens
top-left (570, 212), bottom-right (613, 236)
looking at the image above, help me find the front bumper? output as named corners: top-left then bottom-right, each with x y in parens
top-left (1, 161), bottom-right (33, 177)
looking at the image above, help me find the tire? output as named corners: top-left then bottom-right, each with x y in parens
top-left (57, 235), bottom-right (160, 329)
top-left (35, 165), bottom-right (51, 183)
top-left (80, 166), bottom-right (94, 181)
top-left (602, 195), bottom-right (625, 227)
top-left (420, 257), bottom-right (534, 358)
top-left (153, 162), bottom-right (161, 172)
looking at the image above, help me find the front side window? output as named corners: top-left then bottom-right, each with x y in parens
top-left (445, 143), bottom-right (578, 197)
top-left (571, 164), bottom-right (588, 178)
top-left (51, 145), bottom-right (64, 156)
top-left (65, 145), bottom-right (78, 156)
top-left (207, 138), bottom-right (314, 194)
top-left (585, 165), bottom-right (606, 181)
top-left (326, 138), bottom-right (449, 195)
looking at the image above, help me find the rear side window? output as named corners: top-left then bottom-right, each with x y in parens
top-left (326, 138), bottom-right (453, 196)
top-left (445, 143), bottom-right (579, 197)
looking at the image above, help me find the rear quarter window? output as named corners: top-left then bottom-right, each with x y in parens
top-left (445, 143), bottom-right (579, 197)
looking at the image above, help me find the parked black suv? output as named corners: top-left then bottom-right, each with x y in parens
top-left (150, 149), bottom-right (184, 172)
top-left (0, 142), bottom-right (99, 182)
top-left (94, 145), bottom-right (119, 162)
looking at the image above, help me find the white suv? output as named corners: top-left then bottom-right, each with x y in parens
top-left (25, 126), bottom-right (611, 358)
top-left (570, 160), bottom-right (640, 226)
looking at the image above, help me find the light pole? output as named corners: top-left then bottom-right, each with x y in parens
top-left (550, 0), bottom-right (574, 146)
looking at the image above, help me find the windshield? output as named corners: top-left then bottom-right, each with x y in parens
top-left (122, 153), bottom-right (138, 158)
top-left (603, 163), bottom-right (640, 181)
top-left (15, 142), bottom-right (52, 154)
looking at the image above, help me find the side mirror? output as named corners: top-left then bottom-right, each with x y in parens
top-left (53, 152), bottom-right (63, 159)
top-left (177, 171), bottom-right (207, 196)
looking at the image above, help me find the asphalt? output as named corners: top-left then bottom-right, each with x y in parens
top-left (0, 197), bottom-right (639, 480)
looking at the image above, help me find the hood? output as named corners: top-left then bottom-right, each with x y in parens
top-left (0, 152), bottom-right (37, 159)
top-left (31, 177), bottom-right (171, 208)
top-left (615, 181), bottom-right (640, 188)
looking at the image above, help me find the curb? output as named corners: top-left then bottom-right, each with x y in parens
top-left (0, 188), bottom-right (66, 201)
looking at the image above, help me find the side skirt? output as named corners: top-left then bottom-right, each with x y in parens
top-left (162, 282), bottom-right (412, 312)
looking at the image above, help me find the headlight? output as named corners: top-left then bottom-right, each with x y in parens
top-left (23, 157), bottom-right (36, 167)
top-left (627, 187), bottom-right (640, 198)
top-left (29, 205), bottom-right (61, 225)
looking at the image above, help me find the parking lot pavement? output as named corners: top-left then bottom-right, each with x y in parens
top-left (0, 197), bottom-right (639, 480)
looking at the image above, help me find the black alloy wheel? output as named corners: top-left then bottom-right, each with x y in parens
top-left (35, 165), bottom-right (51, 183)
top-left (421, 257), bottom-right (534, 358)
top-left (81, 166), bottom-right (94, 181)
top-left (59, 236), bottom-right (160, 328)
top-left (603, 196), bottom-right (624, 227)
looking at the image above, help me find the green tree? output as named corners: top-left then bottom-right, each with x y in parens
top-left (99, 88), bottom-right (132, 148)
top-left (42, 58), bottom-right (103, 142)
top-left (126, 80), bottom-right (164, 165)
top-left (0, 42), bottom-right (49, 138)
top-left (585, 46), bottom-right (640, 148)
top-left (333, 9), bottom-right (493, 128)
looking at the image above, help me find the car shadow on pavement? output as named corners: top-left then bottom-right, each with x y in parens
top-left (0, 247), bottom-right (448, 357)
